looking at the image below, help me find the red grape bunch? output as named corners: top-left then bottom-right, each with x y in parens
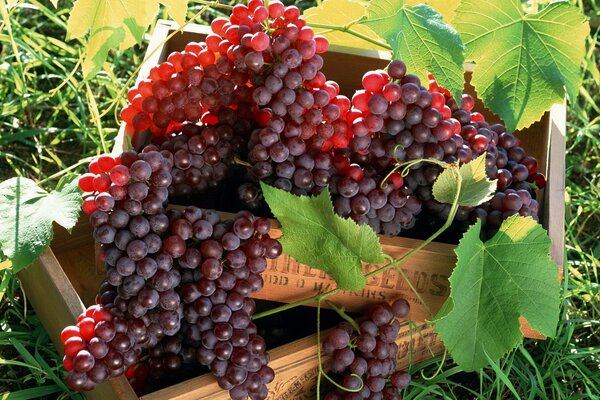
top-left (61, 303), bottom-right (149, 391)
top-left (119, 34), bottom-right (255, 139)
top-left (322, 61), bottom-right (435, 236)
top-left (207, 0), bottom-right (355, 202)
top-left (322, 299), bottom-right (412, 400)
top-left (346, 61), bottom-right (460, 163)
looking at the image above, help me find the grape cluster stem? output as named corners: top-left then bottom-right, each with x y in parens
top-left (306, 22), bottom-right (392, 51)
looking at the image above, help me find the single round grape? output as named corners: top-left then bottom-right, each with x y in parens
top-left (370, 303), bottom-right (394, 326)
top-left (326, 328), bottom-right (350, 350)
top-left (334, 347), bottom-right (355, 367)
top-left (390, 371), bottom-right (412, 389)
top-left (391, 298), bottom-right (410, 318)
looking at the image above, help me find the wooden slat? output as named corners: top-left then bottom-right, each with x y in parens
top-left (140, 321), bottom-right (443, 400)
top-left (17, 249), bottom-right (137, 400)
top-left (18, 250), bottom-right (86, 348)
top-left (253, 233), bottom-right (456, 321)
top-left (53, 218), bottom-right (105, 306)
top-left (545, 102), bottom-right (566, 268)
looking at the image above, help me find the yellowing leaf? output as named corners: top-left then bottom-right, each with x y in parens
top-left (303, 0), bottom-right (387, 50)
top-left (433, 154), bottom-right (497, 207)
top-left (405, 0), bottom-right (459, 23)
top-left (161, 0), bottom-right (187, 27)
top-left (67, 0), bottom-right (188, 79)
top-left (50, 0), bottom-right (59, 7)
top-left (454, 0), bottom-right (589, 130)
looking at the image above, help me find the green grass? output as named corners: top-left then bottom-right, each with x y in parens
top-left (0, 0), bottom-right (598, 399)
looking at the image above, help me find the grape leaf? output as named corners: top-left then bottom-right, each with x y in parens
top-left (303, 0), bottom-right (386, 50)
top-left (432, 153), bottom-right (497, 207)
top-left (260, 183), bottom-right (384, 291)
top-left (360, 0), bottom-right (465, 100)
top-left (0, 177), bottom-right (82, 273)
top-left (405, 0), bottom-right (459, 23)
top-left (454, 0), bottom-right (588, 131)
top-left (433, 215), bottom-right (560, 371)
top-left (67, 0), bottom-right (188, 79)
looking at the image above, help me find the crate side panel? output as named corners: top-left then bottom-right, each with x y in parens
top-left (18, 250), bottom-right (135, 400)
top-left (18, 250), bottom-right (86, 349)
top-left (53, 218), bottom-right (104, 306)
top-left (545, 102), bottom-right (566, 267)
top-left (252, 237), bottom-right (457, 321)
top-left (141, 322), bottom-right (442, 400)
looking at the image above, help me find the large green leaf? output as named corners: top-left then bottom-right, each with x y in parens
top-left (434, 215), bottom-right (560, 371)
top-left (433, 154), bottom-right (497, 207)
top-left (67, 0), bottom-right (188, 79)
top-left (0, 177), bottom-right (82, 273)
top-left (405, 0), bottom-right (459, 23)
top-left (360, 0), bottom-right (465, 100)
top-left (454, 0), bottom-right (588, 131)
top-left (260, 183), bottom-right (384, 291)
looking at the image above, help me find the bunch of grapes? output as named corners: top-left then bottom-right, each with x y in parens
top-left (332, 60), bottom-right (546, 238)
top-left (61, 304), bottom-right (148, 391)
top-left (316, 61), bottom-right (437, 236)
top-left (119, 36), bottom-right (255, 138)
top-left (73, 122), bottom-right (281, 395)
top-left (172, 208), bottom-right (279, 399)
top-left (346, 61), bottom-right (460, 165)
top-left (205, 0), bottom-right (355, 202)
top-left (404, 81), bottom-right (547, 238)
top-left (322, 299), bottom-right (412, 400)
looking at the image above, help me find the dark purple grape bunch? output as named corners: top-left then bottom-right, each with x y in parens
top-left (90, 148), bottom-right (185, 340)
top-left (169, 209), bottom-right (280, 400)
top-left (322, 299), bottom-right (412, 400)
top-left (77, 128), bottom-right (284, 395)
top-left (241, 87), bottom-right (350, 207)
top-left (330, 156), bottom-right (422, 236)
top-left (154, 119), bottom-right (246, 198)
top-left (408, 87), bottom-right (546, 236)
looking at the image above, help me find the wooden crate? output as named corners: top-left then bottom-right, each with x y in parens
top-left (19, 218), bottom-right (443, 400)
top-left (119, 20), bottom-right (565, 319)
top-left (18, 19), bottom-right (566, 400)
